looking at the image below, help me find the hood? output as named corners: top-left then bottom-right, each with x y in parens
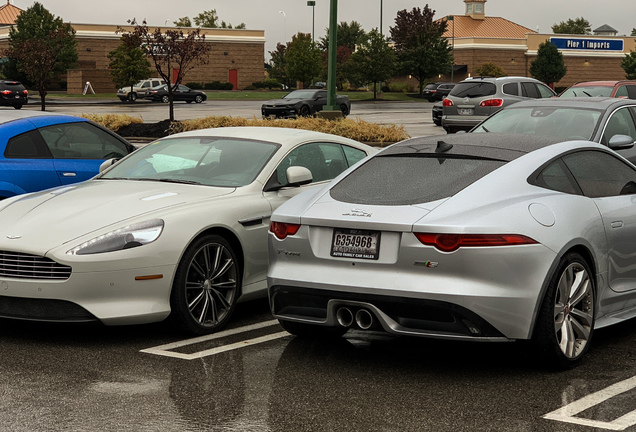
top-left (263, 98), bottom-right (302, 105)
top-left (0, 180), bottom-right (235, 255)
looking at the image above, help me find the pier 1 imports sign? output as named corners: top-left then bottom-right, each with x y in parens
top-left (550, 37), bottom-right (624, 52)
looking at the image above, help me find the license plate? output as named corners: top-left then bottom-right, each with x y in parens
top-left (459, 108), bottom-right (473, 115)
top-left (331, 229), bottom-right (380, 260)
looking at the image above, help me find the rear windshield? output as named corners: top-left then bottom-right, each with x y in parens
top-left (330, 155), bottom-right (505, 205)
top-left (449, 82), bottom-right (496, 98)
top-left (560, 86), bottom-right (612, 97)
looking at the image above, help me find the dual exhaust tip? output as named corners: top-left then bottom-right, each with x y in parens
top-left (336, 307), bottom-right (374, 330)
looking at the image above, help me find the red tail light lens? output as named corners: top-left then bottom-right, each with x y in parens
top-left (414, 233), bottom-right (537, 253)
top-left (479, 98), bottom-right (504, 107)
top-left (1, 90), bottom-right (11, 95)
top-left (270, 221), bottom-right (301, 240)
top-left (22, 90), bottom-right (28, 95)
top-left (442, 98), bottom-right (454, 107)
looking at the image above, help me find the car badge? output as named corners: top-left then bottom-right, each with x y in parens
top-left (6, 235), bottom-right (21, 239)
top-left (463, 97), bottom-right (470, 104)
top-left (342, 209), bottom-right (372, 217)
top-left (415, 261), bottom-right (438, 268)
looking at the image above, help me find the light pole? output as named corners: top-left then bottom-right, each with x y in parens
top-left (448, 15), bottom-right (455, 82)
top-left (307, 1), bottom-right (316, 41)
top-left (380, 0), bottom-right (383, 35)
top-left (279, 10), bottom-right (286, 42)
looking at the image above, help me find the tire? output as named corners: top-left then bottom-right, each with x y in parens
top-left (194, 95), bottom-right (203, 103)
top-left (13, 105), bottom-right (22, 110)
top-left (186, 100), bottom-right (192, 104)
top-left (279, 319), bottom-right (348, 338)
top-left (161, 95), bottom-right (170, 103)
top-left (298, 105), bottom-right (310, 117)
top-left (128, 92), bottom-right (137, 102)
top-left (339, 104), bottom-right (349, 117)
top-left (170, 234), bottom-right (241, 335)
top-left (533, 252), bottom-right (595, 369)
top-left (118, 97), bottom-right (127, 102)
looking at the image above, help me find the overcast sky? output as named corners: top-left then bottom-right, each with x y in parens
top-left (21, 0), bottom-right (636, 58)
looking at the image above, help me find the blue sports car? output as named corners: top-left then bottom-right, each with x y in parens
top-left (0, 111), bottom-right (135, 199)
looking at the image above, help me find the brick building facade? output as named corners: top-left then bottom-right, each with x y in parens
top-left (434, 0), bottom-right (635, 87)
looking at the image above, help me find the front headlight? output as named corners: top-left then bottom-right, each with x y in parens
top-left (67, 219), bottom-right (164, 255)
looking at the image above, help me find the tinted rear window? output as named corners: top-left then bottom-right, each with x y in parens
top-left (449, 82), bottom-right (496, 98)
top-left (330, 155), bottom-right (505, 205)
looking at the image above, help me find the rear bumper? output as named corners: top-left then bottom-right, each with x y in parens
top-left (442, 114), bottom-right (488, 129)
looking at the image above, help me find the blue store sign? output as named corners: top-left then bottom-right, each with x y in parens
top-left (550, 37), bottom-right (624, 51)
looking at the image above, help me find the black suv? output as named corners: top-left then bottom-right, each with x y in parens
top-left (0, 80), bottom-right (28, 109)
top-left (423, 82), bottom-right (455, 102)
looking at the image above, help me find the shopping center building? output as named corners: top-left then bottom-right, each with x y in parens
top-left (0, 1), bottom-right (265, 93)
top-left (441, 0), bottom-right (635, 86)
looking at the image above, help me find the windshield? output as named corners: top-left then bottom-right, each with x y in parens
top-left (472, 107), bottom-right (602, 140)
top-left (100, 137), bottom-right (279, 187)
top-left (560, 86), bottom-right (613, 97)
top-left (283, 90), bottom-right (318, 100)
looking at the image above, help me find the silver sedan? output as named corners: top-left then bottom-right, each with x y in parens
top-left (268, 132), bottom-right (636, 368)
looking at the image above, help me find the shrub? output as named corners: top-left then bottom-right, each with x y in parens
top-left (80, 114), bottom-right (143, 131)
top-left (186, 82), bottom-right (204, 90)
top-left (204, 81), bottom-right (233, 90)
top-left (474, 62), bottom-right (507, 77)
top-left (387, 81), bottom-right (414, 93)
top-left (251, 78), bottom-right (282, 89)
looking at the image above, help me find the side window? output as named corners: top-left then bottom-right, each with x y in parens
top-left (4, 130), bottom-right (51, 159)
top-left (276, 142), bottom-right (347, 185)
top-left (537, 84), bottom-right (555, 98)
top-left (563, 150), bottom-right (636, 198)
top-left (521, 82), bottom-right (540, 98)
top-left (39, 122), bottom-right (129, 160)
top-left (343, 145), bottom-right (367, 167)
top-left (627, 85), bottom-right (636, 100)
top-left (141, 82), bottom-right (150, 88)
top-left (615, 86), bottom-right (629, 98)
top-left (534, 160), bottom-right (579, 194)
top-left (602, 108), bottom-right (636, 145)
top-left (502, 82), bottom-right (518, 96)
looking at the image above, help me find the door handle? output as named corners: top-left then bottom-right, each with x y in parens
top-left (611, 221), bottom-right (624, 228)
top-left (61, 172), bottom-right (77, 177)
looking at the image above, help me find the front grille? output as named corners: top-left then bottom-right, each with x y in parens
top-left (0, 251), bottom-right (72, 280)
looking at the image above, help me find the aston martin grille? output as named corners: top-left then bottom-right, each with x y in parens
top-left (0, 251), bottom-right (72, 280)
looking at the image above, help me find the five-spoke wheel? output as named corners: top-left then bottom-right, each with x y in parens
top-left (171, 235), bottom-right (240, 335)
top-left (534, 252), bottom-right (595, 368)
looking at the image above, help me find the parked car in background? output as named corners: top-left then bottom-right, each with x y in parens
top-left (261, 89), bottom-right (351, 118)
top-left (117, 78), bottom-right (166, 102)
top-left (0, 127), bottom-right (376, 335)
top-left (0, 111), bottom-right (135, 199)
top-left (423, 82), bottom-right (456, 102)
top-left (0, 80), bottom-right (28, 109)
top-left (143, 84), bottom-right (207, 104)
top-left (470, 97), bottom-right (636, 163)
top-left (441, 76), bottom-right (556, 133)
top-left (269, 132), bottom-right (636, 368)
top-left (559, 81), bottom-right (636, 99)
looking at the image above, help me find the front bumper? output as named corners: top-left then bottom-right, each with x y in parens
top-left (0, 264), bottom-right (176, 325)
top-left (262, 107), bottom-right (297, 118)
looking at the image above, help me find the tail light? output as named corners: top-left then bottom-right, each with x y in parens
top-left (1, 90), bottom-right (11, 95)
top-left (22, 90), bottom-right (28, 95)
top-left (479, 98), bottom-right (504, 107)
top-left (414, 233), bottom-right (537, 253)
top-left (270, 221), bottom-right (301, 240)
top-left (442, 98), bottom-right (454, 107)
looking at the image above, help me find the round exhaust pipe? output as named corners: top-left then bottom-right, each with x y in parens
top-left (355, 309), bottom-right (374, 330)
top-left (336, 307), bottom-right (354, 327)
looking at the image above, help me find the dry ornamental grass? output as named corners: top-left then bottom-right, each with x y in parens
top-left (81, 114), bottom-right (409, 146)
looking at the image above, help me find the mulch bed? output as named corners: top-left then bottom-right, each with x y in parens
top-left (115, 120), bottom-right (173, 138)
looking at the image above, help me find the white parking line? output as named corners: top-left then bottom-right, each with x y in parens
top-left (544, 375), bottom-right (636, 430)
top-left (140, 320), bottom-right (289, 360)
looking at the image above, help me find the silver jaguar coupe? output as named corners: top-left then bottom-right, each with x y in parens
top-left (268, 133), bottom-right (636, 368)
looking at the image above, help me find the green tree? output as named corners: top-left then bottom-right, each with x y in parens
top-left (348, 29), bottom-right (396, 98)
top-left (4, 2), bottom-right (77, 111)
top-left (286, 33), bottom-right (322, 87)
top-left (621, 46), bottom-right (636, 80)
top-left (474, 62), bottom-right (506, 77)
top-left (551, 17), bottom-right (591, 34)
top-left (631, 28), bottom-right (636, 37)
top-left (529, 41), bottom-right (567, 87)
top-left (191, 10), bottom-right (245, 29)
top-left (268, 42), bottom-right (291, 88)
top-left (120, 19), bottom-right (211, 121)
top-left (390, 6), bottom-right (452, 95)
top-left (173, 17), bottom-right (192, 27)
top-left (318, 21), bottom-right (366, 51)
top-left (108, 38), bottom-right (152, 101)
top-left (320, 45), bottom-right (353, 90)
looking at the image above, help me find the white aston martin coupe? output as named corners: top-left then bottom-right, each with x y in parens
top-left (0, 127), bottom-right (376, 334)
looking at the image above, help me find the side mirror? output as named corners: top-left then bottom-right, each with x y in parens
top-left (286, 166), bottom-right (313, 187)
top-left (99, 158), bottom-right (119, 173)
top-left (608, 134), bottom-right (635, 150)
